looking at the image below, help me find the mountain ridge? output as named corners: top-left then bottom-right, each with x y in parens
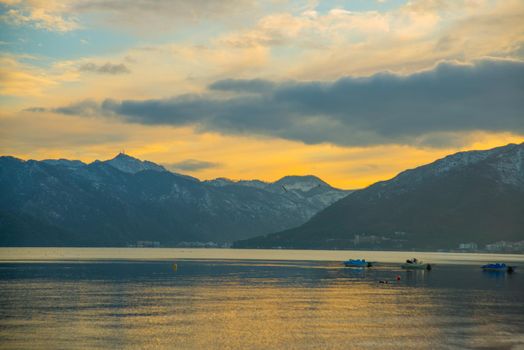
top-left (234, 142), bottom-right (524, 250)
top-left (0, 154), bottom-right (350, 246)
top-left (103, 153), bottom-right (168, 174)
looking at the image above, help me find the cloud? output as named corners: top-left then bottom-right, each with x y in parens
top-left (166, 159), bottom-right (221, 171)
top-left (0, 0), bottom-right (256, 32)
top-left (0, 55), bottom-right (58, 96)
top-left (72, 0), bottom-right (253, 19)
top-left (79, 62), bottom-right (131, 75)
top-left (0, 2), bottom-right (79, 32)
top-left (233, 0), bottom-right (524, 80)
top-left (28, 58), bottom-right (524, 147)
top-left (25, 99), bottom-right (104, 116)
top-left (209, 79), bottom-right (275, 94)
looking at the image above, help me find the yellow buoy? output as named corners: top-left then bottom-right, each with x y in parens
top-left (172, 263), bottom-right (178, 271)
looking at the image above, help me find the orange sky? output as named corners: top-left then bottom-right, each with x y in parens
top-left (2, 109), bottom-right (522, 188)
top-left (1, 0), bottom-right (523, 189)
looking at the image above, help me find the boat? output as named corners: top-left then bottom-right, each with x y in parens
top-left (401, 258), bottom-right (432, 270)
top-left (481, 263), bottom-right (515, 273)
top-left (344, 259), bottom-right (373, 268)
top-left (401, 262), bottom-right (431, 270)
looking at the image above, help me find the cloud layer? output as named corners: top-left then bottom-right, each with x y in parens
top-left (79, 62), bottom-right (130, 74)
top-left (0, 0), bottom-right (255, 32)
top-left (30, 59), bottom-right (524, 147)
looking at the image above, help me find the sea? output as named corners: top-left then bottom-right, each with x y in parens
top-left (0, 248), bottom-right (523, 349)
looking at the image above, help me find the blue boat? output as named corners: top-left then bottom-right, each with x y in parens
top-left (481, 263), bottom-right (515, 273)
top-left (344, 259), bottom-right (373, 268)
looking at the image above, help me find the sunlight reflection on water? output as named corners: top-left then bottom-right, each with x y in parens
top-left (0, 258), bottom-right (523, 349)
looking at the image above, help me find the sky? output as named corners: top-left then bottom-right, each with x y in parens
top-left (1, 0), bottom-right (523, 189)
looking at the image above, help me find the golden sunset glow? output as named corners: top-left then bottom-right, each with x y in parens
top-left (1, 0), bottom-right (523, 188)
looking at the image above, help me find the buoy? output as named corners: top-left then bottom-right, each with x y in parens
top-left (396, 275), bottom-right (401, 281)
top-left (172, 263), bottom-right (178, 271)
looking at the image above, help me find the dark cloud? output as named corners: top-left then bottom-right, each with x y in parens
top-left (79, 62), bottom-right (130, 74)
top-left (209, 79), bottom-right (276, 94)
top-left (26, 99), bottom-right (103, 117)
top-left (165, 159), bottom-right (221, 171)
top-left (30, 59), bottom-right (524, 147)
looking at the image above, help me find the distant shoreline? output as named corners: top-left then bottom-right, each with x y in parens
top-left (1, 247), bottom-right (523, 265)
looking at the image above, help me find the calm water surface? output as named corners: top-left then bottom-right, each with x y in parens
top-left (0, 249), bottom-right (523, 349)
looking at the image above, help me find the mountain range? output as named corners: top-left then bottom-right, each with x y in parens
top-left (0, 153), bottom-right (350, 246)
top-left (235, 143), bottom-right (524, 250)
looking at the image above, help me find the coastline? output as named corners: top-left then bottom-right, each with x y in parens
top-left (1, 247), bottom-right (523, 265)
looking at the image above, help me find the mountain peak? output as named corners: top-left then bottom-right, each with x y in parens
top-left (113, 152), bottom-right (135, 160)
top-left (273, 175), bottom-right (330, 192)
top-left (103, 153), bottom-right (166, 174)
top-left (204, 177), bottom-right (236, 187)
top-left (383, 142), bottom-right (524, 190)
top-left (277, 174), bottom-right (324, 182)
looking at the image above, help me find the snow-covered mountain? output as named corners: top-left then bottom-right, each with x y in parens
top-left (204, 175), bottom-right (348, 209)
top-left (383, 143), bottom-right (524, 191)
top-left (104, 153), bottom-right (167, 173)
top-left (268, 175), bottom-right (329, 192)
top-left (204, 178), bottom-right (268, 189)
top-left (0, 154), bottom-right (350, 246)
top-left (236, 143), bottom-right (524, 250)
